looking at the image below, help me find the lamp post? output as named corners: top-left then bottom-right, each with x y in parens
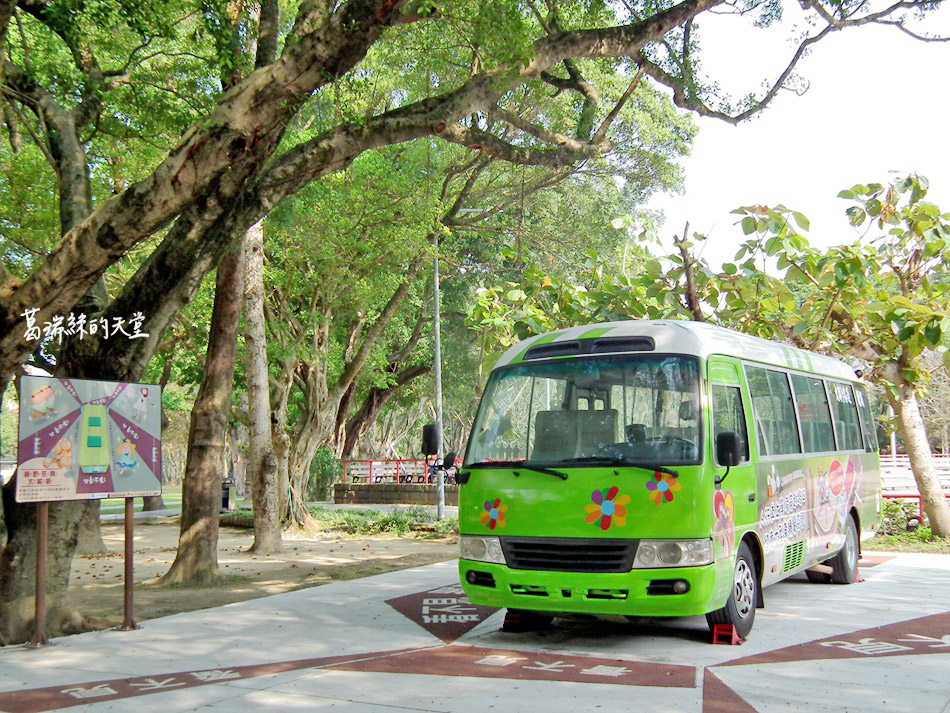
top-left (433, 233), bottom-right (445, 520)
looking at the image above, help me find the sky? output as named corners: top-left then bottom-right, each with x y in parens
top-left (646, 3), bottom-right (950, 270)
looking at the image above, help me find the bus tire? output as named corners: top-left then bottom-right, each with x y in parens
top-left (830, 514), bottom-right (859, 584)
top-left (706, 541), bottom-right (757, 639)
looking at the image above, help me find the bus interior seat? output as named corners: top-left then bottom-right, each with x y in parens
top-left (533, 410), bottom-right (579, 460)
top-left (576, 409), bottom-right (617, 454)
top-left (625, 423), bottom-right (646, 443)
top-left (678, 399), bottom-right (698, 422)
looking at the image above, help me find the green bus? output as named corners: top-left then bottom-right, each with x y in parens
top-left (456, 320), bottom-right (881, 638)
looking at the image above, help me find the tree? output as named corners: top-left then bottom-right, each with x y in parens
top-left (1, 0), bottom-right (942, 644)
top-left (722, 176), bottom-right (950, 537)
top-left (244, 219), bottom-right (283, 552)
top-left (160, 238), bottom-right (245, 584)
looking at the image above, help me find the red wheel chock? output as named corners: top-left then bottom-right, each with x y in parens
top-left (854, 568), bottom-right (864, 583)
top-left (712, 624), bottom-right (745, 645)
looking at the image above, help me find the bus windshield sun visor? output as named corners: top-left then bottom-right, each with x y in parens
top-left (523, 336), bottom-right (655, 361)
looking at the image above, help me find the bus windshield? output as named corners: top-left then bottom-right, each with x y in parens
top-left (466, 355), bottom-right (701, 468)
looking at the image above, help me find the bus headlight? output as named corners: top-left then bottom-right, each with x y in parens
top-left (633, 539), bottom-right (713, 568)
top-left (460, 536), bottom-right (506, 565)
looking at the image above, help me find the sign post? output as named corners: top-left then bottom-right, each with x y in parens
top-left (27, 502), bottom-right (50, 648)
top-left (119, 497), bottom-right (139, 630)
top-left (15, 376), bottom-right (162, 643)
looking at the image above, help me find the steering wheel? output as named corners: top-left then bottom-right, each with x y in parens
top-left (647, 435), bottom-right (696, 459)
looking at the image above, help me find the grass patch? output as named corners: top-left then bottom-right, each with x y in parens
top-left (864, 499), bottom-right (950, 553)
top-left (309, 506), bottom-right (457, 538)
top-left (217, 506), bottom-right (459, 538)
top-left (865, 527), bottom-right (950, 554)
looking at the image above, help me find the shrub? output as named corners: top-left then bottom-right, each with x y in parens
top-left (308, 447), bottom-right (343, 501)
top-left (880, 499), bottom-right (921, 535)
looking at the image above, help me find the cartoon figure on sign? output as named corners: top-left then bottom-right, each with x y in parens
top-left (131, 387), bottom-right (149, 423)
top-left (30, 385), bottom-right (57, 420)
top-left (713, 490), bottom-right (736, 557)
top-left (115, 439), bottom-right (138, 475)
top-left (43, 438), bottom-right (73, 472)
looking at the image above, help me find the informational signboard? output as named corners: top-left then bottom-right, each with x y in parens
top-left (16, 376), bottom-right (162, 503)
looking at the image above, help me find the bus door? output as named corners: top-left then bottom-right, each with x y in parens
top-left (707, 357), bottom-right (755, 565)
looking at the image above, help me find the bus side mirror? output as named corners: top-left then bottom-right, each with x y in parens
top-left (443, 451), bottom-right (456, 470)
top-left (716, 431), bottom-right (741, 467)
top-left (422, 423), bottom-right (439, 457)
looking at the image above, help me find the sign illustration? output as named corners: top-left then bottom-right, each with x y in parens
top-left (16, 376), bottom-right (162, 502)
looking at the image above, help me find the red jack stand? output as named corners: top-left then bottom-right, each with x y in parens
top-left (712, 624), bottom-right (745, 645)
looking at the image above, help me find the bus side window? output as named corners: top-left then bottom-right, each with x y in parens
top-left (746, 365), bottom-right (801, 455)
top-left (829, 381), bottom-right (863, 451)
top-left (790, 374), bottom-right (835, 453)
top-left (854, 385), bottom-right (879, 452)
top-left (712, 385), bottom-right (750, 463)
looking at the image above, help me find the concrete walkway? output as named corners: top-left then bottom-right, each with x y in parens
top-left (1, 552), bottom-right (948, 713)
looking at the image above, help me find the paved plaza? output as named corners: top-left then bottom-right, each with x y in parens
top-left (0, 552), bottom-right (948, 713)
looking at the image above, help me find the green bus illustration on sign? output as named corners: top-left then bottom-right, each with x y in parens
top-left (78, 404), bottom-right (111, 474)
top-left (455, 320), bottom-right (881, 639)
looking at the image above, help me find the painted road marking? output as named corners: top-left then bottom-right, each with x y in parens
top-left (719, 610), bottom-right (950, 666)
top-left (386, 582), bottom-right (497, 642)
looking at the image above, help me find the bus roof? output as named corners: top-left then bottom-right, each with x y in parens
top-left (494, 320), bottom-right (860, 381)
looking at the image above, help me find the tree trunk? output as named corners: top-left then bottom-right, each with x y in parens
top-left (0, 482), bottom-right (90, 644)
top-left (160, 239), bottom-right (245, 584)
top-left (142, 495), bottom-right (166, 511)
top-left (244, 220), bottom-right (282, 554)
top-left (75, 501), bottom-right (108, 555)
top-left (890, 387), bottom-right (950, 538)
top-left (287, 416), bottom-right (324, 530)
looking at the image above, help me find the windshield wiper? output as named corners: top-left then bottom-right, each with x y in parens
top-left (466, 460), bottom-right (567, 480)
top-left (515, 462), bottom-right (569, 480)
top-left (559, 456), bottom-right (679, 478)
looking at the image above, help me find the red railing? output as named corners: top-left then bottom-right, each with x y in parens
top-left (880, 454), bottom-right (950, 517)
top-left (341, 458), bottom-right (460, 484)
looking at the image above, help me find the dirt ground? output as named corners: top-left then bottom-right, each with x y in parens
top-left (71, 517), bottom-right (458, 630)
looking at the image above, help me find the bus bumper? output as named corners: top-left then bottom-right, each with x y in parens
top-left (459, 559), bottom-right (726, 618)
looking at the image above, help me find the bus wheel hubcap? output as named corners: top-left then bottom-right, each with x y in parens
top-left (734, 559), bottom-right (755, 619)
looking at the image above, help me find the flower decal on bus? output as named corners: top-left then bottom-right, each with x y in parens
top-left (645, 472), bottom-right (680, 506)
top-left (713, 490), bottom-right (736, 557)
top-left (585, 486), bottom-right (629, 531)
top-left (481, 498), bottom-right (507, 530)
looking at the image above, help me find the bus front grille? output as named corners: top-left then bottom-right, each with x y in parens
top-left (500, 537), bottom-right (638, 573)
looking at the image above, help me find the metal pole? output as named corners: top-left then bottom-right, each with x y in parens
top-left (119, 497), bottom-right (139, 630)
top-left (28, 501), bottom-right (50, 648)
top-left (434, 236), bottom-right (445, 520)
top-left (889, 405), bottom-right (898, 455)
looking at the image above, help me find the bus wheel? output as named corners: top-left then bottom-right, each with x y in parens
top-left (830, 514), bottom-right (859, 584)
top-left (706, 541), bottom-right (757, 639)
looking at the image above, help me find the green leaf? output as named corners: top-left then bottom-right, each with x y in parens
top-left (792, 211), bottom-right (810, 231)
top-left (741, 216), bottom-right (756, 235)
